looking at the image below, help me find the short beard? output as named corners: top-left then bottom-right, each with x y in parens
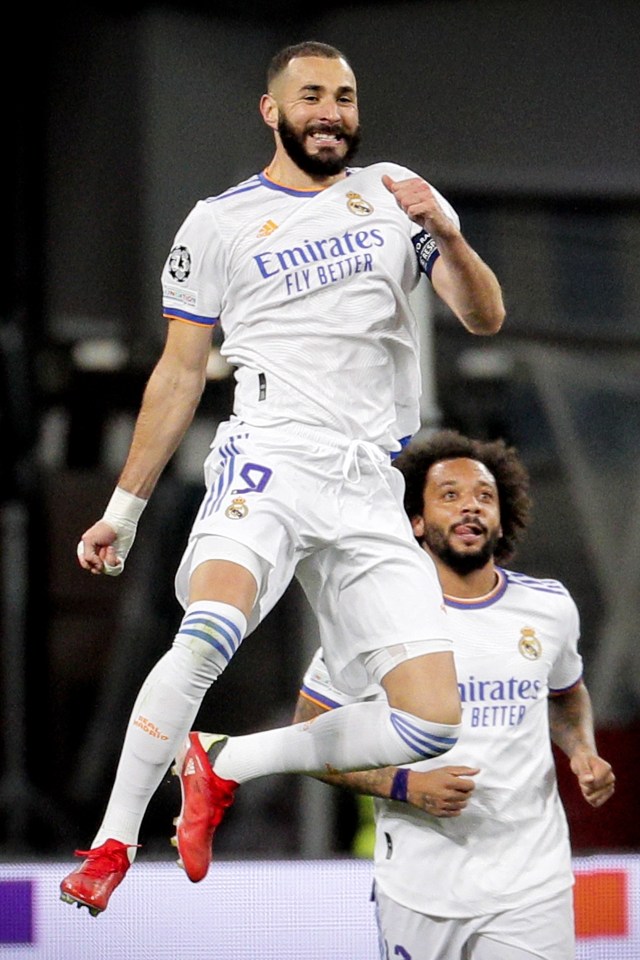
top-left (277, 114), bottom-right (361, 177)
top-left (422, 524), bottom-right (500, 576)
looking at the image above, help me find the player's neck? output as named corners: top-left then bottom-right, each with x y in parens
top-left (264, 150), bottom-right (348, 191)
top-left (436, 562), bottom-right (499, 601)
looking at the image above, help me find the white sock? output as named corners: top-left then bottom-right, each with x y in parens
top-left (92, 601), bottom-right (247, 850)
top-left (212, 701), bottom-right (459, 783)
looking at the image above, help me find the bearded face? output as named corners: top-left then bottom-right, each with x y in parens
top-left (277, 110), bottom-right (361, 176)
top-left (415, 458), bottom-right (503, 576)
top-left (421, 521), bottom-right (501, 575)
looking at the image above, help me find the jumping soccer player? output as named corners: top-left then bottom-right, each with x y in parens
top-left (61, 42), bottom-right (504, 915)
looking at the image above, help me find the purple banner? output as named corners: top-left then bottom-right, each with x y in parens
top-left (0, 879), bottom-right (34, 944)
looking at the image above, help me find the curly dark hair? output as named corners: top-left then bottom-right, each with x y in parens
top-left (394, 429), bottom-right (532, 564)
top-left (267, 41), bottom-right (350, 88)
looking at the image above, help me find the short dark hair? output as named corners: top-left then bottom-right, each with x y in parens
top-left (267, 41), bottom-right (350, 88)
top-left (394, 429), bottom-right (532, 564)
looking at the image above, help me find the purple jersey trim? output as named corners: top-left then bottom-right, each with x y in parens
top-left (208, 178), bottom-right (262, 202)
top-left (390, 435), bottom-right (413, 461)
top-left (164, 308), bottom-right (218, 326)
top-left (299, 685), bottom-right (341, 711)
top-left (444, 568), bottom-right (509, 610)
top-left (257, 171), bottom-right (325, 197)
top-left (549, 675), bottom-right (583, 696)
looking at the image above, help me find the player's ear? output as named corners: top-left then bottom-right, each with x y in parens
top-left (411, 514), bottom-right (424, 538)
top-left (260, 93), bottom-right (279, 130)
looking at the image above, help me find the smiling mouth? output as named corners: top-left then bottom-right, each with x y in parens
top-left (308, 128), bottom-right (344, 147)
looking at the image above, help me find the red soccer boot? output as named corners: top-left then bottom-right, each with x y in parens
top-left (59, 838), bottom-right (138, 916)
top-left (171, 732), bottom-right (238, 882)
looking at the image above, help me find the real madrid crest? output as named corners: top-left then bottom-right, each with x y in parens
top-left (225, 497), bottom-right (249, 519)
top-left (518, 627), bottom-right (542, 660)
top-left (346, 191), bottom-right (374, 216)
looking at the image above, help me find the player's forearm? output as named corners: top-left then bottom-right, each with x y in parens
top-left (117, 360), bottom-right (206, 499)
top-left (313, 766), bottom-right (397, 798)
top-left (433, 234), bottom-right (505, 336)
top-left (549, 683), bottom-right (598, 759)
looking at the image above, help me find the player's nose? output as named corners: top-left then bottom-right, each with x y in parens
top-left (319, 98), bottom-right (342, 122)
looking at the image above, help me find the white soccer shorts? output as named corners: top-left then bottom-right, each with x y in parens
top-left (175, 417), bottom-right (452, 695)
top-left (374, 884), bottom-right (575, 960)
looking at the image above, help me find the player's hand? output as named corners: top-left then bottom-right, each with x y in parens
top-left (77, 487), bottom-right (147, 576)
top-left (77, 520), bottom-right (124, 576)
top-left (382, 175), bottom-right (458, 239)
top-left (570, 753), bottom-right (616, 808)
top-left (406, 766), bottom-right (479, 817)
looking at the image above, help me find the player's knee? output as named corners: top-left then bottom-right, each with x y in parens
top-left (173, 600), bottom-right (248, 680)
top-left (377, 646), bottom-right (462, 726)
top-left (187, 536), bottom-right (268, 615)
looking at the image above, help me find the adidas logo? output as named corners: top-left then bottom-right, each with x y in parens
top-left (257, 219), bottom-right (278, 237)
top-left (184, 757), bottom-right (197, 777)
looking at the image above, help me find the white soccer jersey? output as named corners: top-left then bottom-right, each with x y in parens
top-left (161, 163), bottom-right (459, 451)
top-left (300, 566), bottom-right (583, 918)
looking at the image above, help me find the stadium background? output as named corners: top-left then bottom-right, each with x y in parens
top-left (3, 0), bottom-right (639, 955)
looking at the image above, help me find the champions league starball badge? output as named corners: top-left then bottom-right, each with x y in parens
top-left (168, 245), bottom-right (192, 282)
top-left (346, 191), bottom-right (373, 216)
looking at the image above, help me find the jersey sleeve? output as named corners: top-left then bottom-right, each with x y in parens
top-left (299, 648), bottom-right (362, 711)
top-left (161, 200), bottom-right (225, 327)
top-left (410, 183), bottom-right (461, 280)
top-left (548, 591), bottom-right (584, 694)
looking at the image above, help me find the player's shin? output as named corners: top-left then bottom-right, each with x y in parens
top-left (212, 700), bottom-right (460, 782)
top-left (91, 601), bottom-right (247, 848)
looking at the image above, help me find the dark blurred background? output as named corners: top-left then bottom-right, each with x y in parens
top-left (3, 0), bottom-right (639, 861)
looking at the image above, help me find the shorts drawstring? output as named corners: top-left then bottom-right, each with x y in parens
top-left (342, 440), bottom-right (388, 484)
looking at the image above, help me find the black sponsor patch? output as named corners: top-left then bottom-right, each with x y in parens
top-left (412, 230), bottom-right (439, 276)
